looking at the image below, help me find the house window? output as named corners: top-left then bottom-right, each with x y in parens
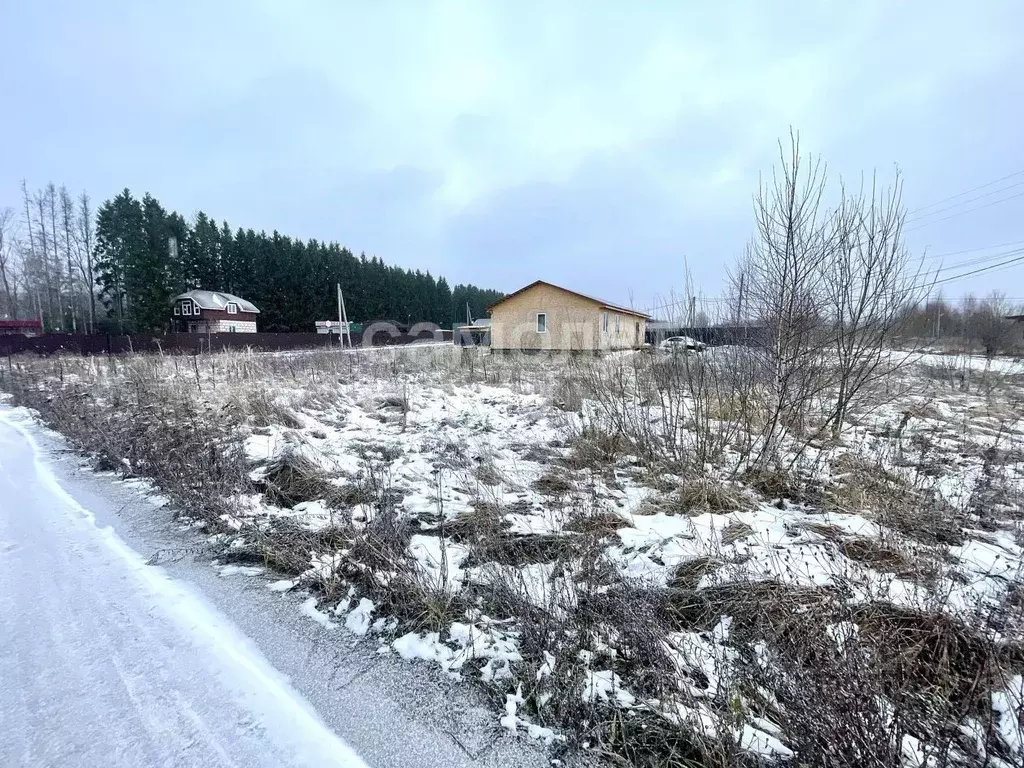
top-left (229, 325), bottom-right (237, 333)
top-left (182, 302), bottom-right (191, 316)
top-left (227, 302), bottom-right (238, 315)
top-left (602, 312), bottom-right (609, 333)
top-left (536, 313), bottom-right (547, 333)
top-left (615, 314), bottom-right (621, 333)
top-left (173, 305), bottom-right (180, 316)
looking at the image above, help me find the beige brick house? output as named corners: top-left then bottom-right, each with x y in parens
top-left (487, 280), bottom-right (650, 353)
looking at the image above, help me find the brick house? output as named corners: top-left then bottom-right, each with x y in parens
top-left (172, 290), bottom-right (260, 333)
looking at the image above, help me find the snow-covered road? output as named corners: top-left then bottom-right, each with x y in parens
top-left (0, 413), bottom-right (371, 767)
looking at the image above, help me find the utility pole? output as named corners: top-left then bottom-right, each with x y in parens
top-left (736, 273), bottom-right (745, 325)
top-left (337, 283), bottom-right (352, 348)
top-left (466, 301), bottom-right (471, 325)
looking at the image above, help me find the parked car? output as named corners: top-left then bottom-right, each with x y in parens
top-left (658, 335), bottom-right (707, 354)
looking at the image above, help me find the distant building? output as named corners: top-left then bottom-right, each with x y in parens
top-left (172, 290), bottom-right (260, 333)
top-left (487, 280), bottom-right (650, 353)
top-left (315, 320), bottom-right (361, 335)
top-left (455, 318), bottom-right (490, 347)
top-left (0, 319), bottom-right (42, 337)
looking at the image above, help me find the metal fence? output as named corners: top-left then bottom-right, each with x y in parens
top-left (646, 324), bottom-right (768, 347)
top-left (0, 327), bottom-right (454, 357)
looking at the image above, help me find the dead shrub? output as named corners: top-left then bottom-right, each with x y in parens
top-left (563, 428), bottom-right (632, 471)
top-left (260, 449), bottom-right (342, 508)
top-left (877, 497), bottom-right (966, 547)
top-left (720, 521), bottom-right (754, 545)
top-left (472, 460), bottom-right (505, 487)
top-left (552, 371), bottom-right (586, 412)
top-left (532, 471), bottom-right (575, 496)
top-left (839, 536), bottom-right (943, 586)
top-left (669, 556), bottom-right (723, 590)
top-left (563, 510), bottom-right (629, 536)
top-left (672, 477), bottom-right (752, 513)
top-left (445, 504), bottom-right (506, 542)
top-left (465, 532), bottom-right (584, 567)
top-left (739, 464), bottom-right (804, 502)
top-left (345, 510), bottom-right (412, 579)
top-left (241, 389), bottom-right (303, 429)
top-left (851, 601), bottom-right (1024, 697)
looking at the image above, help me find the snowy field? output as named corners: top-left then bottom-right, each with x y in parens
top-left (3, 345), bottom-right (1024, 767)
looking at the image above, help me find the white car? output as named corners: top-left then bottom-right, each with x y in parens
top-left (658, 335), bottom-right (707, 354)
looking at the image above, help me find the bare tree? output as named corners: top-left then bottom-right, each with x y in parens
top-left (77, 191), bottom-right (96, 333)
top-left (821, 171), bottom-right (931, 437)
top-left (967, 292), bottom-right (1016, 358)
top-left (46, 182), bottom-right (64, 330)
top-left (20, 180), bottom-right (47, 327)
top-left (59, 186), bottom-right (79, 332)
top-left (731, 130), bottom-right (835, 466)
top-left (0, 207), bottom-right (19, 317)
top-left (28, 185), bottom-right (59, 329)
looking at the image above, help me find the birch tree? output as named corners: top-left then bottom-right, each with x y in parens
top-left (733, 130), bottom-right (835, 466)
top-left (0, 207), bottom-right (19, 317)
top-left (821, 173), bottom-right (929, 436)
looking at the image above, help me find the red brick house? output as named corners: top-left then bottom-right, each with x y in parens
top-left (172, 290), bottom-right (260, 333)
top-left (0, 319), bottom-right (42, 337)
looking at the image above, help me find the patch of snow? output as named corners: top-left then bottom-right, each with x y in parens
top-left (581, 669), bottom-right (636, 708)
top-left (392, 631), bottom-right (451, 664)
top-left (344, 598), bottom-right (375, 636)
top-left (736, 723), bottom-right (793, 759)
top-left (993, 675), bottom-right (1024, 756)
top-left (499, 685), bottom-right (560, 745)
top-left (409, 534), bottom-right (469, 591)
top-left (216, 564), bottom-right (265, 577)
top-left (299, 597), bottom-right (337, 630)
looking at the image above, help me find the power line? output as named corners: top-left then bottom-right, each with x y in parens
top-left (906, 180), bottom-right (1024, 224)
top-left (905, 190), bottom-right (1024, 232)
top-left (924, 239), bottom-right (1024, 260)
top-left (931, 251), bottom-right (1024, 286)
top-left (933, 246), bottom-right (1024, 273)
top-left (908, 169), bottom-right (1024, 214)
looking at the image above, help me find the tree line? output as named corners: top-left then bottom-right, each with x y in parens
top-left (0, 185), bottom-right (503, 333)
top-left (900, 293), bottom-right (1023, 356)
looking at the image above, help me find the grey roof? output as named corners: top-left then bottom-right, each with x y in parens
top-left (174, 290), bottom-right (260, 314)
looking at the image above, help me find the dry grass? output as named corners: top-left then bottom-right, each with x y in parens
top-left (672, 476), bottom-right (753, 513)
top-left (6, 347), bottom-right (1024, 766)
top-left (464, 531), bottom-right (584, 566)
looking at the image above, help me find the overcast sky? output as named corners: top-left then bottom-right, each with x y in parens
top-left (2, 1), bottom-right (1023, 315)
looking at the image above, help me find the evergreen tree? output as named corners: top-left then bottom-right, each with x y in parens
top-left (133, 193), bottom-right (173, 330)
top-left (91, 189), bottom-right (506, 332)
top-left (184, 212), bottom-right (221, 290)
top-left (94, 189), bottom-right (145, 332)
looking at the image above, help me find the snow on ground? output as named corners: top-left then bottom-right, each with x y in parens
top-left (7, 345), bottom-right (1024, 762)
top-left (0, 409), bottom-right (370, 768)
top-left (225, 348), bottom-right (1024, 758)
